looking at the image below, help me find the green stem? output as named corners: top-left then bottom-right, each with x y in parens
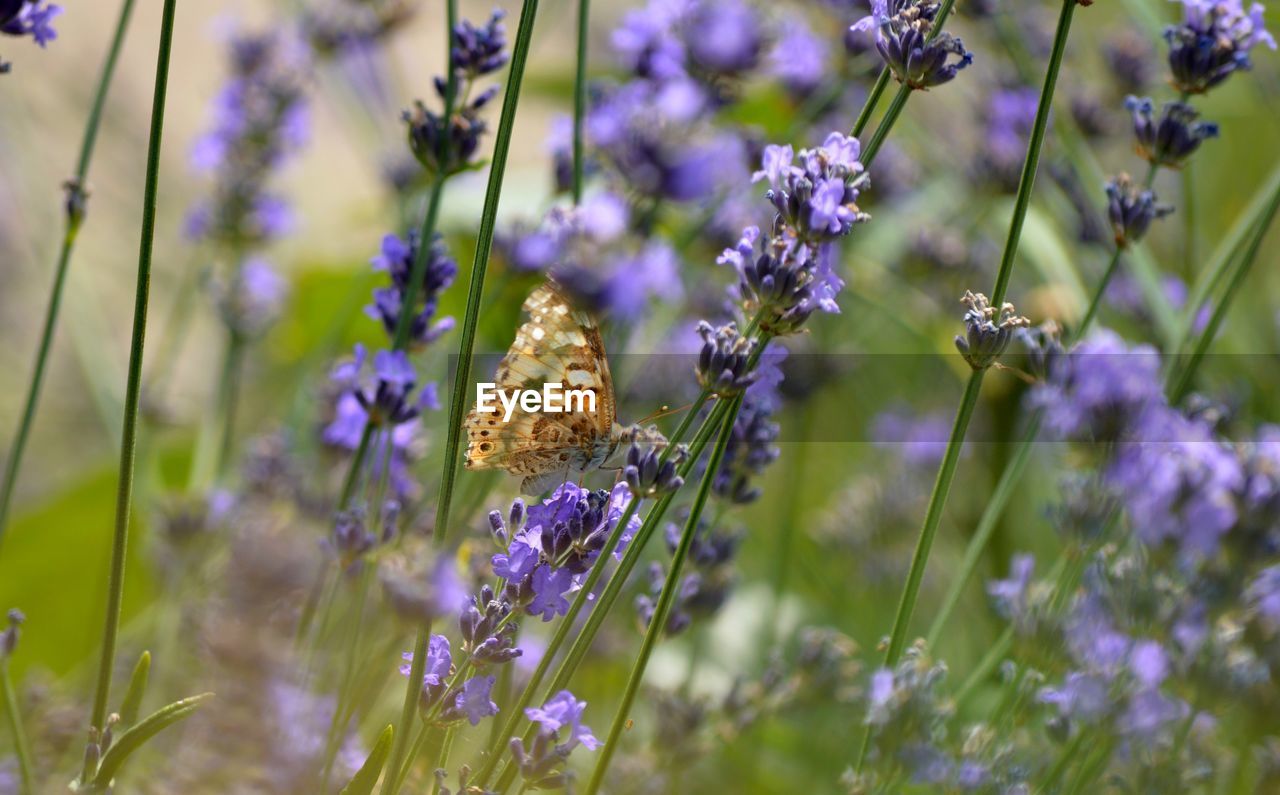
top-left (1075, 247), bottom-right (1123, 336)
top-left (1, 658), bottom-right (33, 794)
top-left (860, 87), bottom-right (910, 166)
top-left (572, 0), bottom-right (590, 205)
top-left (1039, 730), bottom-right (1089, 793)
top-left (1167, 179), bottom-right (1280, 402)
top-left (0, 0), bottom-right (139, 547)
top-left (581, 396), bottom-right (743, 795)
top-left (86, 0), bottom-right (181, 744)
top-left (990, 0), bottom-right (1076, 306)
top-left (850, 68), bottom-right (891, 139)
top-left (433, 0), bottom-right (542, 549)
top-left (381, 626), bottom-right (429, 795)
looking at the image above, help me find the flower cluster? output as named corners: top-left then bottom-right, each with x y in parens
top-left (851, 0), bottom-right (973, 91)
top-left (1105, 172), bottom-right (1174, 248)
top-left (491, 482), bottom-right (641, 622)
top-left (404, 9), bottom-right (508, 176)
top-left (1125, 96), bottom-right (1219, 169)
top-left (1164, 0), bottom-right (1276, 95)
top-left (186, 30), bottom-right (310, 336)
top-left (636, 519), bottom-right (741, 635)
top-left (400, 635), bottom-right (501, 725)
top-left (509, 691), bottom-right (602, 788)
top-left (501, 192), bottom-right (682, 320)
top-left (0, 608), bottom-right (22, 658)
top-left (367, 231), bottom-right (457, 347)
top-left (953, 291), bottom-right (1029, 371)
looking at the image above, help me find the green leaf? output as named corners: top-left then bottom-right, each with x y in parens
top-left (341, 724), bottom-right (394, 795)
top-left (91, 692), bottom-right (213, 789)
top-left (118, 650), bottom-right (151, 728)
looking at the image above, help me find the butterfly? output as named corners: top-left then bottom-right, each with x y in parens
top-left (464, 281), bottom-right (661, 495)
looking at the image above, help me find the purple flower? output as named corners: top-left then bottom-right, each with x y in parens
top-left (492, 538), bottom-right (540, 582)
top-left (754, 132), bottom-right (869, 243)
top-left (451, 9), bottom-right (509, 76)
top-left (399, 634), bottom-right (454, 708)
top-left (1246, 565), bottom-right (1280, 632)
top-left (683, 0), bottom-right (763, 75)
top-left (528, 564), bottom-right (573, 621)
top-left (1039, 671), bottom-right (1111, 722)
top-left (871, 409), bottom-right (955, 468)
top-left (1165, 0), bottom-right (1276, 94)
top-left (1029, 329), bottom-right (1165, 443)
top-left (865, 668), bottom-right (897, 725)
top-left (449, 675), bottom-right (499, 726)
top-left (770, 18), bottom-right (828, 93)
top-left (1125, 96), bottom-right (1218, 168)
top-left (525, 690), bottom-right (602, 751)
top-left (987, 554), bottom-right (1035, 627)
top-left (857, 0), bottom-right (973, 90)
top-left (1128, 639), bottom-right (1169, 688)
top-left (366, 231), bottom-right (457, 347)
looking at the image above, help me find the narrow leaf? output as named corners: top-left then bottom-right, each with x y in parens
top-left (341, 724), bottom-right (394, 795)
top-left (118, 650), bottom-right (151, 728)
top-left (91, 692), bottom-right (213, 788)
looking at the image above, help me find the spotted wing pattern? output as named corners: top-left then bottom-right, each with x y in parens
top-left (464, 281), bottom-right (618, 493)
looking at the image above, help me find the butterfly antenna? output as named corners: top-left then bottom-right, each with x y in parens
top-left (637, 402), bottom-right (694, 425)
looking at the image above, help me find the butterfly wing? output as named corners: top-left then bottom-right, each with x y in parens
top-left (464, 281), bottom-right (617, 487)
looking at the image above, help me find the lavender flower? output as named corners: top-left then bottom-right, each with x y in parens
top-left (510, 690), bottom-right (601, 788)
top-left (718, 228), bottom-right (846, 334)
top-left (1105, 173), bottom-right (1174, 248)
top-left (1125, 97), bottom-right (1219, 168)
top-left (404, 10), bottom-right (509, 175)
top-left (953, 291), bottom-right (1029, 371)
top-left (451, 9), bottom-right (509, 76)
top-left (684, 0), bottom-right (764, 76)
top-left (637, 520), bottom-right (741, 634)
top-left (696, 321), bottom-right (759, 395)
top-left (770, 18), bottom-right (829, 94)
top-left (459, 585), bottom-right (522, 665)
top-left (492, 483), bottom-right (642, 619)
top-left (330, 345), bottom-right (435, 429)
top-left (1029, 329), bottom-right (1164, 443)
top-left (623, 437), bottom-right (686, 497)
top-left (366, 231), bottom-right (457, 347)
top-left (852, 0), bottom-right (973, 90)
top-left (752, 133), bottom-right (869, 243)
top-left (399, 634), bottom-right (454, 711)
top-left (441, 674), bottom-right (499, 726)
top-left (1164, 0), bottom-right (1276, 95)
top-left (187, 30), bottom-right (310, 247)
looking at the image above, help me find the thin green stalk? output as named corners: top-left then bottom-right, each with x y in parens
top-left (990, 0), bottom-right (1075, 305)
top-left (87, 0), bottom-right (181, 741)
top-left (882, 370), bottom-right (984, 668)
top-left (1167, 180), bottom-right (1280, 402)
top-left (582, 395), bottom-right (743, 795)
top-left (861, 87), bottom-right (910, 166)
top-left (1039, 730), bottom-right (1089, 793)
top-left (850, 68), bottom-right (891, 139)
top-left (1, 658), bottom-right (33, 794)
top-left (572, 0), bottom-right (590, 205)
top-left (381, 626), bottom-right (430, 795)
top-left (1074, 247), bottom-right (1123, 337)
top-left (0, 0), bottom-right (139, 546)
top-left (925, 413), bottom-right (1041, 649)
top-left (433, 0), bottom-right (542, 548)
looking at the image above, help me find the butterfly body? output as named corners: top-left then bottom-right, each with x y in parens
top-left (465, 281), bottom-right (641, 494)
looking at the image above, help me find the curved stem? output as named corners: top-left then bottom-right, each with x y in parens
top-left (87, 0), bottom-right (181, 743)
top-left (581, 395), bottom-right (743, 795)
top-left (0, 0), bottom-right (139, 547)
top-left (1075, 247), bottom-right (1123, 336)
top-left (572, 0), bottom-right (590, 205)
